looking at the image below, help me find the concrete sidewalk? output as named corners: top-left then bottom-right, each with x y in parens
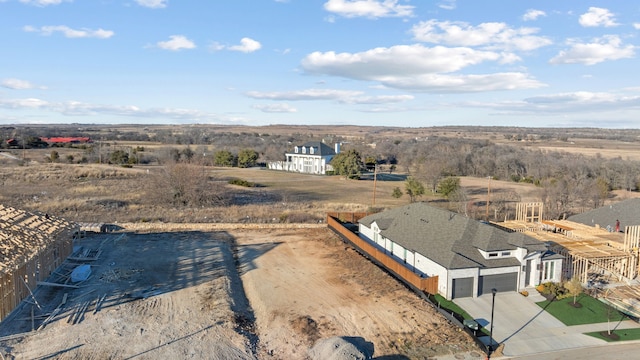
top-left (449, 290), bottom-right (640, 358)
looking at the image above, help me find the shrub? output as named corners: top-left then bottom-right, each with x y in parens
top-left (228, 178), bottom-right (254, 187)
top-left (537, 281), bottom-right (571, 299)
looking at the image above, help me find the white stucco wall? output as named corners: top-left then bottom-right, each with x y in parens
top-left (478, 266), bottom-right (521, 276)
top-left (358, 223), bottom-right (375, 241)
top-left (415, 253), bottom-right (448, 295)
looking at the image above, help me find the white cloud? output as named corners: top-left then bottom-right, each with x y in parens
top-left (323, 0), bottom-right (414, 19)
top-left (340, 94), bottom-right (414, 104)
top-left (0, 97), bottom-right (241, 124)
top-left (19, 0), bottom-right (69, 6)
top-left (379, 72), bottom-right (544, 93)
top-left (438, 0), bottom-right (456, 10)
top-left (252, 103), bottom-right (297, 113)
top-left (1, 78), bottom-right (44, 90)
top-left (550, 35), bottom-right (634, 65)
top-left (247, 88), bottom-right (415, 105)
top-left (579, 7), bottom-right (618, 27)
top-left (522, 9), bottom-right (546, 21)
top-left (156, 35), bottom-right (196, 51)
top-left (208, 42), bottom-right (225, 51)
top-left (525, 91), bottom-right (617, 105)
top-left (228, 38), bottom-right (262, 53)
top-left (24, 25), bottom-right (114, 39)
top-left (210, 38), bottom-right (262, 53)
top-left (491, 91), bottom-right (640, 115)
top-left (452, 90), bottom-right (640, 126)
top-left (634, 23), bottom-right (640, 30)
top-left (303, 44), bottom-right (512, 78)
top-left (300, 44), bottom-right (546, 92)
top-left (410, 20), bottom-right (552, 51)
top-left (246, 89), bottom-right (362, 101)
top-left (0, 98), bottom-right (49, 109)
top-left (135, 0), bottom-right (167, 8)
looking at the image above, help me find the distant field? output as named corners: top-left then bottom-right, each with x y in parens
top-left (535, 146), bottom-right (640, 161)
top-left (2, 124), bottom-right (639, 224)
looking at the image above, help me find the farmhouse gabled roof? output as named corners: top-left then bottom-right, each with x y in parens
top-left (0, 204), bottom-right (77, 274)
top-left (287, 142), bottom-right (336, 156)
top-left (359, 202), bottom-right (546, 269)
top-left (568, 198), bottom-right (640, 232)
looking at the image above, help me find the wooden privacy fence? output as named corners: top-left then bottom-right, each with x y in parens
top-left (326, 213), bottom-right (438, 295)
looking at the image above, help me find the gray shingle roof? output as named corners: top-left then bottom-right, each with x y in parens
top-left (568, 198), bottom-right (640, 232)
top-left (289, 142), bottom-right (336, 156)
top-left (359, 202), bottom-right (546, 270)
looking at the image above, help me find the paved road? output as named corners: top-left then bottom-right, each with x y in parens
top-left (505, 341), bottom-right (640, 360)
top-left (450, 290), bottom-right (640, 358)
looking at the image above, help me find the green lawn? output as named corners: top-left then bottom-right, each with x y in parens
top-left (432, 294), bottom-right (491, 336)
top-left (433, 294), bottom-right (473, 320)
top-left (536, 293), bottom-right (626, 326)
top-left (586, 328), bottom-right (640, 342)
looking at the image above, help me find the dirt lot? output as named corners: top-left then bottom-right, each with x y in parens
top-left (0, 227), bottom-right (479, 360)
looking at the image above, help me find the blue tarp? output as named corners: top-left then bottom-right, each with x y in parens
top-left (70, 264), bottom-right (91, 282)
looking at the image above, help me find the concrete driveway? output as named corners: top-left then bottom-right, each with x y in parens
top-left (453, 290), bottom-right (640, 357)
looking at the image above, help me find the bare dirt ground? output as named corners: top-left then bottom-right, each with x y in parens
top-left (0, 227), bottom-right (479, 360)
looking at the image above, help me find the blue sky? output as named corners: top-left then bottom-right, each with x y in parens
top-left (1, 0), bottom-right (639, 128)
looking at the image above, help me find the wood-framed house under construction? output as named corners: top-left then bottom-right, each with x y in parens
top-left (499, 202), bottom-right (640, 285)
top-left (0, 204), bottom-right (78, 322)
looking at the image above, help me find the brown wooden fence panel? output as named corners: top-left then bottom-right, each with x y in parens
top-left (327, 214), bottom-right (438, 295)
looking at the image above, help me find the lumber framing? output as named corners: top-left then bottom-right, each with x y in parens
top-left (499, 203), bottom-right (638, 285)
top-left (0, 204), bottom-right (79, 322)
top-left (515, 202), bottom-right (544, 223)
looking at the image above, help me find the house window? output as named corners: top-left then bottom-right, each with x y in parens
top-left (310, 147), bottom-right (315, 154)
top-left (542, 261), bottom-right (555, 281)
top-left (302, 147), bottom-right (307, 154)
top-left (502, 251), bottom-right (511, 256)
top-left (488, 252), bottom-right (498, 258)
top-left (295, 146), bottom-right (299, 154)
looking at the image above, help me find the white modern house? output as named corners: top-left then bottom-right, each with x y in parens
top-left (358, 202), bottom-right (563, 299)
top-left (268, 141), bottom-right (339, 175)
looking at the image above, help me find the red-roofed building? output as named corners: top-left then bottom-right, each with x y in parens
top-left (40, 137), bottom-right (92, 144)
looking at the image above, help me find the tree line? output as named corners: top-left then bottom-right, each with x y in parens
top-left (2, 125), bottom-right (640, 220)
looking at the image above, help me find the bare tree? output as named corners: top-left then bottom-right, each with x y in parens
top-left (146, 163), bottom-right (229, 207)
